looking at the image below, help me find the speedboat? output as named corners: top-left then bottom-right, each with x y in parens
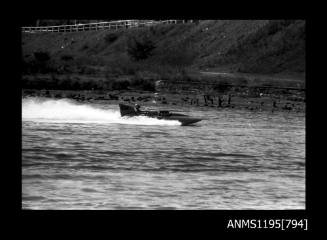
top-left (119, 103), bottom-right (202, 126)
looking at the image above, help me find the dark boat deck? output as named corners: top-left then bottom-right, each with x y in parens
top-left (119, 103), bottom-right (202, 126)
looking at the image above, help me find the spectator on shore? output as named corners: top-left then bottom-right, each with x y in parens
top-left (209, 96), bottom-right (214, 105)
top-left (134, 104), bottom-right (141, 113)
top-left (218, 96), bottom-right (223, 107)
top-left (272, 100), bottom-right (277, 113)
top-left (283, 103), bottom-right (293, 112)
top-left (203, 95), bottom-right (208, 106)
top-left (273, 100), bottom-right (277, 108)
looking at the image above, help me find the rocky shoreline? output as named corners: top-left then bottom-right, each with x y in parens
top-left (22, 88), bottom-right (305, 114)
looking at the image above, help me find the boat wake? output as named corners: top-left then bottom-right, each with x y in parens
top-left (22, 97), bottom-right (181, 126)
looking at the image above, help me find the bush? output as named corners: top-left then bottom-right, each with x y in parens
top-left (106, 54), bottom-right (138, 75)
top-left (61, 54), bottom-right (74, 61)
top-left (111, 80), bottom-right (130, 90)
top-left (34, 51), bottom-right (50, 62)
top-left (130, 77), bottom-right (155, 91)
top-left (104, 33), bottom-right (119, 44)
top-left (78, 66), bottom-right (97, 75)
top-left (80, 44), bottom-right (89, 51)
top-left (213, 81), bottom-right (232, 93)
top-left (127, 35), bottom-right (156, 61)
top-left (235, 77), bottom-right (249, 86)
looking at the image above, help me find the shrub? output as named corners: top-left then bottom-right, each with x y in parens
top-left (235, 77), bottom-right (249, 86)
top-left (130, 77), bottom-right (155, 91)
top-left (34, 51), bottom-right (50, 62)
top-left (213, 81), bottom-right (232, 93)
top-left (78, 66), bottom-right (97, 75)
top-left (71, 80), bottom-right (81, 90)
top-left (58, 78), bottom-right (73, 90)
top-left (111, 80), bottom-right (130, 90)
top-left (61, 54), bottom-right (74, 61)
top-left (104, 33), bottom-right (119, 44)
top-left (106, 54), bottom-right (138, 75)
top-left (80, 44), bottom-right (89, 51)
top-left (127, 35), bottom-right (156, 61)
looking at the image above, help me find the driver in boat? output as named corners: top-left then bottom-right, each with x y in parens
top-left (134, 104), bottom-right (141, 113)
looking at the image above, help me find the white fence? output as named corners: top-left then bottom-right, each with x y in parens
top-left (22, 20), bottom-right (188, 33)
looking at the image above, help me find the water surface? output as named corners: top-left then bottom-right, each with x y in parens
top-left (22, 97), bottom-right (305, 209)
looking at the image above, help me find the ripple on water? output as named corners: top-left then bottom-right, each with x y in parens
top-left (22, 101), bottom-right (305, 209)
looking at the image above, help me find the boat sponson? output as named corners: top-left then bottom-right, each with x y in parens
top-left (118, 103), bottom-right (202, 125)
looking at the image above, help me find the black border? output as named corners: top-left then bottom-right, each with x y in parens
top-left (9, 3), bottom-right (316, 234)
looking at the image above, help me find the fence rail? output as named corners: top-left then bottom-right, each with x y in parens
top-left (22, 20), bottom-right (188, 33)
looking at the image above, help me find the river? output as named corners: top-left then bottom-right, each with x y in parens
top-left (22, 97), bottom-right (305, 209)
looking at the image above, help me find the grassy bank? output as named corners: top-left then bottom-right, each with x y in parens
top-left (22, 20), bottom-right (305, 74)
top-left (22, 20), bottom-right (305, 86)
top-left (22, 20), bottom-right (305, 113)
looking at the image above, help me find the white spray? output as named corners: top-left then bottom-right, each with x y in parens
top-left (22, 98), bottom-right (181, 126)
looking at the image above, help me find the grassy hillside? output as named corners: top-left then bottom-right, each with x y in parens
top-left (212, 20), bottom-right (305, 74)
top-left (22, 20), bottom-right (305, 90)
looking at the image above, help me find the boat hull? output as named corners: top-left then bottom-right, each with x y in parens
top-left (159, 115), bottom-right (202, 126)
top-left (119, 103), bottom-right (202, 126)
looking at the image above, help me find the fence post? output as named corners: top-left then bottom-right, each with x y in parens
top-left (22, 19), bottom-right (183, 33)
